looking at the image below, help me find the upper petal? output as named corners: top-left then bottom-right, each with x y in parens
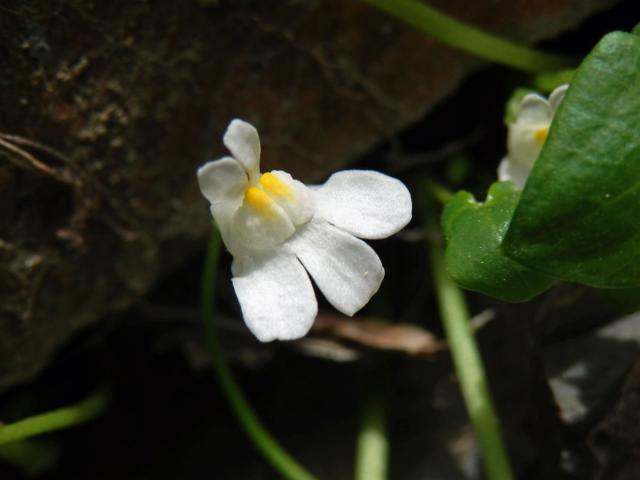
top-left (232, 248), bottom-right (317, 342)
top-left (516, 94), bottom-right (551, 125)
top-left (197, 157), bottom-right (247, 244)
top-left (311, 170), bottom-right (412, 239)
top-left (197, 156), bottom-right (247, 205)
top-left (548, 84), bottom-right (569, 112)
top-left (223, 119), bottom-right (261, 180)
top-left (288, 218), bottom-right (384, 316)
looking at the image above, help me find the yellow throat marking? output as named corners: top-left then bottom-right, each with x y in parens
top-left (533, 127), bottom-right (549, 144)
top-left (243, 172), bottom-right (295, 218)
top-left (244, 186), bottom-right (277, 217)
top-left (259, 172), bottom-right (293, 200)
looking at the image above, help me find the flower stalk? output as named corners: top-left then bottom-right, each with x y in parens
top-left (423, 191), bottom-right (514, 480)
top-left (0, 390), bottom-right (108, 446)
top-left (201, 228), bottom-right (318, 480)
top-left (361, 0), bottom-right (575, 73)
top-left (355, 386), bottom-right (389, 480)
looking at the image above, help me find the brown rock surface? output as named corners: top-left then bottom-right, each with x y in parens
top-left (0, 0), bottom-right (616, 389)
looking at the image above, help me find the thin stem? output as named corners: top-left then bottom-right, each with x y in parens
top-left (201, 228), bottom-right (318, 480)
top-left (423, 178), bottom-right (454, 204)
top-left (424, 205), bottom-right (514, 480)
top-left (361, 0), bottom-right (575, 73)
top-left (0, 390), bottom-right (108, 446)
top-left (355, 389), bottom-right (388, 480)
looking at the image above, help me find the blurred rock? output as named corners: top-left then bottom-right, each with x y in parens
top-left (589, 357), bottom-right (640, 480)
top-left (543, 311), bottom-right (640, 426)
top-left (0, 0), bottom-right (618, 390)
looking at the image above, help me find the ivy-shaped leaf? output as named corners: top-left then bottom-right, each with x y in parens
top-left (442, 181), bottom-right (554, 302)
top-left (504, 31), bottom-right (640, 288)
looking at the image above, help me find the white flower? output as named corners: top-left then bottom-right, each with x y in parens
top-left (498, 84), bottom-right (569, 188)
top-left (197, 119), bottom-right (412, 342)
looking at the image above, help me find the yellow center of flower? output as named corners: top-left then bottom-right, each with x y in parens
top-left (259, 172), bottom-right (293, 200)
top-left (244, 186), bottom-right (277, 217)
top-left (533, 127), bottom-right (549, 144)
top-left (243, 172), bottom-right (296, 219)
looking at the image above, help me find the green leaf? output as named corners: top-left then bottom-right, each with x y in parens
top-left (504, 31), bottom-right (640, 288)
top-left (442, 181), bottom-right (554, 302)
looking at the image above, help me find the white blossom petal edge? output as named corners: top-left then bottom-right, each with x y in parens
top-left (498, 84), bottom-right (569, 188)
top-left (198, 119), bottom-right (412, 342)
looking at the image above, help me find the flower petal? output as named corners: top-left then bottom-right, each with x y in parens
top-left (232, 249), bottom-right (317, 342)
top-left (289, 218), bottom-right (384, 316)
top-left (507, 115), bottom-right (546, 169)
top-left (497, 156), bottom-right (531, 189)
top-left (262, 170), bottom-right (314, 227)
top-left (223, 119), bottom-right (261, 179)
top-left (197, 156), bottom-right (247, 205)
top-left (549, 84), bottom-right (569, 112)
top-left (231, 195), bottom-right (295, 252)
top-left (197, 157), bottom-right (247, 245)
top-left (311, 170), bottom-right (412, 239)
top-left (516, 94), bottom-right (551, 125)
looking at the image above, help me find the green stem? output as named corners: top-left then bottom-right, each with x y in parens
top-left (424, 209), bottom-right (514, 480)
top-left (354, 389), bottom-right (388, 480)
top-left (202, 228), bottom-right (318, 480)
top-left (0, 390), bottom-right (108, 446)
top-left (361, 0), bottom-right (575, 73)
top-left (423, 178), bottom-right (454, 204)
